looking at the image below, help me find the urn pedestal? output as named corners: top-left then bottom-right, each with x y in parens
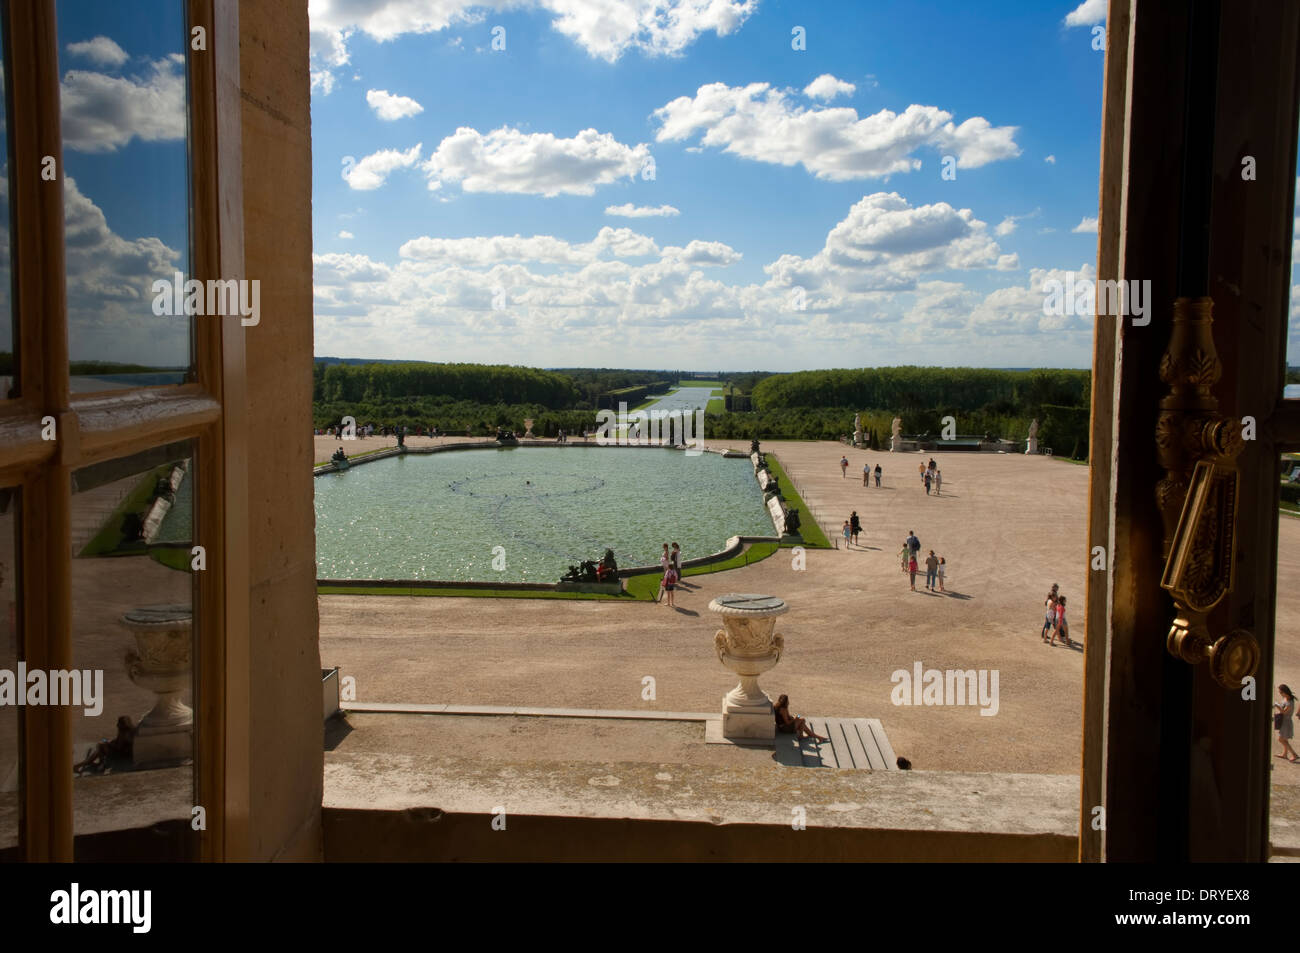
top-left (709, 594), bottom-right (788, 742)
top-left (121, 604), bottom-right (193, 767)
top-left (1025, 436), bottom-right (1039, 455)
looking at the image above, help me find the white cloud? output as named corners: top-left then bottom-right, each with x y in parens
top-left (1072, 216), bottom-right (1098, 234)
top-left (338, 230), bottom-right (354, 239)
top-left (366, 88), bottom-right (424, 120)
top-left (661, 240), bottom-right (741, 266)
top-left (399, 226), bottom-right (661, 267)
top-left (605, 203), bottom-right (680, 218)
top-left (61, 55), bottom-right (186, 152)
top-left (764, 192), bottom-right (1016, 294)
top-left (66, 36), bottom-right (129, 68)
top-left (653, 81), bottom-right (1019, 180)
top-left (995, 208), bottom-right (1040, 236)
top-left (343, 143), bottom-right (422, 190)
top-left (309, 0), bottom-right (757, 93)
top-left (803, 74), bottom-right (855, 101)
top-left (1044, 154), bottom-right (1056, 164)
top-left (62, 176), bottom-right (187, 365)
top-left (422, 126), bottom-right (650, 196)
top-left (1064, 0), bottom-right (1107, 27)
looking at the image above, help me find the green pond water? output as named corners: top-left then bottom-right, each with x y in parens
top-left (314, 446), bottom-right (773, 582)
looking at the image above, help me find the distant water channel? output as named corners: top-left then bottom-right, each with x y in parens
top-left (314, 445), bottom-right (773, 582)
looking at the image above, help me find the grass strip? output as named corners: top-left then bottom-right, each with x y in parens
top-left (762, 455), bottom-right (832, 548)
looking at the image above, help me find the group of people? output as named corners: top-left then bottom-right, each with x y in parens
top-left (841, 511), bottom-right (863, 547)
top-left (900, 530), bottom-right (946, 592)
top-left (1040, 583), bottom-right (1073, 647)
top-left (837, 455), bottom-right (884, 487)
top-left (918, 458), bottom-right (943, 495)
top-left (657, 542), bottom-right (688, 606)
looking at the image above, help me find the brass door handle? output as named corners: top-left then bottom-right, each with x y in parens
top-left (1161, 459), bottom-right (1259, 689)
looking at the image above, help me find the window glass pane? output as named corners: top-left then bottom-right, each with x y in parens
top-left (71, 441), bottom-right (195, 861)
top-left (0, 489), bottom-right (18, 858)
top-left (57, 0), bottom-right (192, 393)
top-left (0, 7), bottom-right (14, 397)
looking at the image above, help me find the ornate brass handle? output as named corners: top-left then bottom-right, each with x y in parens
top-left (1156, 298), bottom-right (1259, 689)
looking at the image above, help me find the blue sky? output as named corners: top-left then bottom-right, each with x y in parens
top-left (308, 0), bottom-right (1113, 370)
top-left (47, 0), bottom-right (1300, 373)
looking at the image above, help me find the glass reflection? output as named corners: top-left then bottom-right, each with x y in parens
top-left (71, 441), bottom-right (195, 860)
top-left (0, 490), bottom-right (17, 857)
top-left (0, 8), bottom-right (14, 397)
top-left (57, 0), bottom-right (191, 392)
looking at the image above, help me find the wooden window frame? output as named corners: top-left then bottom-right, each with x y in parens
top-left (1, 0), bottom-right (247, 862)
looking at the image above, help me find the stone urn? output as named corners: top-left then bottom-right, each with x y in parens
top-left (709, 593), bottom-right (787, 741)
top-left (523, 417), bottom-right (535, 438)
top-left (121, 604), bottom-right (193, 766)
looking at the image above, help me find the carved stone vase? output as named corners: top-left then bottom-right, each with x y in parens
top-left (122, 604), bottom-right (193, 766)
top-left (710, 594), bottom-right (787, 741)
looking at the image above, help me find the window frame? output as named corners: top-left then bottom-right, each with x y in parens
top-left (1, 0), bottom-right (247, 862)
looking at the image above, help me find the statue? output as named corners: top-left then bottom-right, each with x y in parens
top-left (853, 413), bottom-right (862, 448)
top-left (750, 437), bottom-right (760, 456)
top-left (783, 507), bottom-right (801, 535)
top-left (1026, 418), bottom-right (1040, 455)
top-left (890, 416), bottom-right (903, 453)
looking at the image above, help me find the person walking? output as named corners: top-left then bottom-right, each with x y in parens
top-left (1041, 585), bottom-right (1059, 641)
top-left (907, 530), bottom-right (921, 564)
top-left (937, 556), bottom-right (947, 592)
top-left (840, 456), bottom-right (849, 478)
top-left (662, 562), bottom-right (679, 607)
top-left (863, 463), bottom-right (870, 486)
top-left (874, 464), bottom-right (882, 487)
top-left (843, 520), bottom-right (852, 547)
top-left (1050, 596), bottom-right (1071, 647)
top-left (671, 542), bottom-right (685, 589)
top-left (657, 543), bottom-right (671, 602)
top-left (908, 553), bottom-right (919, 591)
top-left (899, 541), bottom-right (910, 572)
top-left (850, 511), bottom-right (862, 547)
top-left (918, 462), bottom-right (925, 484)
top-left (925, 550), bottom-right (939, 590)
top-left (934, 469), bottom-right (942, 495)
top-left (1275, 684), bottom-right (1299, 762)
top-left (924, 470), bottom-right (932, 495)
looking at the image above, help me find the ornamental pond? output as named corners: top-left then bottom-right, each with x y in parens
top-left (313, 445), bottom-right (774, 583)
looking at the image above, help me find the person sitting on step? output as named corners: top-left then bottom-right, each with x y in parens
top-left (774, 694), bottom-right (828, 742)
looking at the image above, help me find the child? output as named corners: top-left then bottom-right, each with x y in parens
top-left (908, 554), bottom-right (919, 591)
top-left (663, 563), bottom-right (679, 607)
top-left (937, 556), bottom-right (946, 592)
top-left (843, 520), bottom-right (852, 547)
top-left (899, 543), bottom-right (909, 572)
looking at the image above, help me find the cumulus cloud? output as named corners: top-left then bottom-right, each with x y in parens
top-left (65, 36), bottom-right (129, 67)
top-left (995, 208), bottom-right (1040, 236)
top-left (343, 143), bottom-right (422, 189)
top-left (605, 203), bottom-right (680, 218)
top-left (399, 226), bottom-right (661, 267)
top-left (661, 240), bottom-right (741, 266)
top-left (652, 81), bottom-right (1019, 180)
top-left (61, 54), bottom-right (186, 152)
top-left (63, 176), bottom-right (188, 366)
top-left (1072, 216), bottom-right (1098, 233)
top-left (338, 230), bottom-right (354, 239)
top-left (309, 0), bottom-right (757, 93)
top-left (764, 192), bottom-right (1016, 294)
top-left (803, 74), bottom-right (855, 101)
top-left (1044, 154), bottom-right (1056, 164)
top-left (366, 88), bottom-right (424, 119)
top-left (421, 126), bottom-right (650, 196)
top-left (1064, 0), bottom-right (1107, 27)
